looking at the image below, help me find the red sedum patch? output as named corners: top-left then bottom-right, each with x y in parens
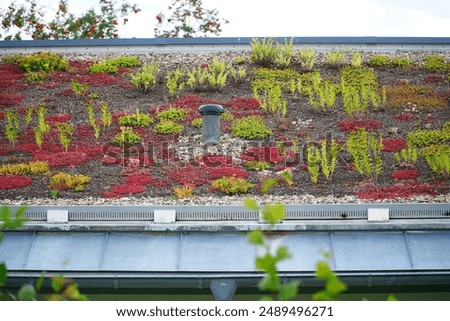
top-left (0, 175), bottom-right (32, 189)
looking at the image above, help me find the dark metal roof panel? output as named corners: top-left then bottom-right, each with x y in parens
top-left (178, 234), bottom-right (256, 272)
top-left (2, 230), bottom-right (450, 274)
top-left (278, 232), bottom-right (333, 271)
top-left (100, 233), bottom-right (180, 271)
top-left (0, 232), bottom-right (34, 269)
top-left (24, 233), bottom-right (105, 270)
top-left (332, 231), bottom-right (412, 271)
top-left (407, 231), bottom-right (450, 269)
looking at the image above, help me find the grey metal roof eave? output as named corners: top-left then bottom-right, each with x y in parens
top-left (1, 36), bottom-right (449, 48)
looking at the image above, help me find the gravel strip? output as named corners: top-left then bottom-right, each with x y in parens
top-left (3, 193), bottom-right (449, 206)
top-left (56, 50), bottom-right (450, 67)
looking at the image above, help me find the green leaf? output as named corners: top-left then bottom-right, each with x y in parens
top-left (259, 273), bottom-right (280, 292)
top-left (0, 206), bottom-right (28, 230)
top-left (275, 246), bottom-right (291, 261)
top-left (35, 272), bottom-right (45, 291)
top-left (279, 281), bottom-right (300, 301)
top-left (312, 290), bottom-right (332, 301)
top-left (18, 284), bottom-right (36, 301)
top-left (243, 198), bottom-right (259, 211)
top-left (256, 254), bottom-right (277, 271)
top-left (261, 177), bottom-right (278, 194)
top-left (0, 263), bottom-right (7, 286)
top-left (386, 294), bottom-right (398, 301)
top-left (326, 278), bottom-right (347, 296)
top-left (315, 261), bottom-right (331, 279)
top-left (14, 206), bottom-right (28, 220)
top-left (51, 276), bottom-right (64, 293)
top-left (0, 206), bottom-right (12, 228)
top-left (314, 259), bottom-right (347, 300)
top-left (247, 230), bottom-right (264, 245)
top-left (262, 204), bottom-right (285, 224)
top-left (0, 289), bottom-right (16, 301)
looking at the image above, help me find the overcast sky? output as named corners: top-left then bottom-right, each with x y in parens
top-left (14, 0), bottom-right (450, 38)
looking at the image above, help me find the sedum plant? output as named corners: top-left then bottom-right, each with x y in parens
top-left (56, 122), bottom-right (74, 152)
top-left (212, 176), bottom-right (253, 195)
top-left (25, 70), bottom-right (48, 83)
top-left (421, 145), bottom-right (450, 178)
top-left (185, 60), bottom-right (229, 91)
top-left (89, 56), bottom-right (141, 74)
top-left (70, 80), bottom-right (88, 97)
top-left (108, 56), bottom-right (141, 68)
top-left (280, 169), bottom-right (294, 186)
top-left (4, 109), bottom-right (20, 147)
top-left (131, 62), bottom-right (160, 93)
top-left (306, 140), bottom-right (341, 184)
top-left (157, 108), bottom-right (187, 122)
top-left (166, 68), bottom-right (186, 96)
top-left (250, 38), bottom-right (280, 67)
top-left (350, 51), bottom-right (363, 67)
top-left (257, 84), bottom-right (288, 120)
top-left (250, 38), bottom-right (294, 68)
top-left (49, 172), bottom-right (91, 192)
top-left (340, 66), bottom-right (382, 116)
top-left (407, 129), bottom-right (450, 148)
top-left (173, 185), bottom-right (195, 199)
top-left (298, 49), bottom-right (315, 69)
top-left (206, 59), bottom-right (229, 91)
top-left (0, 161), bottom-right (49, 176)
top-left (153, 120), bottom-right (184, 134)
top-left (17, 52), bottom-right (68, 73)
top-left (394, 145), bottom-right (418, 167)
top-left (119, 111), bottom-right (154, 127)
top-left (24, 106), bottom-right (34, 131)
top-left (391, 57), bottom-right (413, 69)
top-left (346, 129), bottom-right (383, 183)
top-left (305, 72), bottom-right (339, 112)
top-left (34, 104), bottom-right (50, 149)
top-left (100, 102), bottom-right (112, 129)
top-left (252, 67), bottom-right (301, 98)
top-left (260, 177), bottom-right (278, 194)
top-left (325, 50), bottom-right (346, 66)
top-left (231, 116), bottom-right (272, 140)
top-left (190, 118), bottom-right (203, 128)
top-left (185, 66), bottom-right (208, 91)
top-left (274, 38), bottom-right (294, 68)
top-left (384, 84), bottom-right (446, 110)
top-left (113, 127), bottom-right (142, 145)
top-left (36, 104), bottom-right (51, 135)
top-left (244, 161), bottom-right (270, 171)
top-left (86, 103), bottom-right (101, 141)
top-left (34, 128), bottom-right (44, 150)
top-left (229, 65), bottom-right (247, 84)
top-left (422, 54), bottom-right (449, 72)
top-left (367, 55), bottom-right (390, 68)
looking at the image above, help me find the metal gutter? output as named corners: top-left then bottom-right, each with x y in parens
top-left (8, 204), bottom-right (450, 232)
top-left (14, 219), bottom-right (450, 233)
top-left (0, 36), bottom-right (449, 54)
top-left (6, 270), bottom-right (450, 289)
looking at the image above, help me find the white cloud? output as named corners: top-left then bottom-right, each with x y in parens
top-left (120, 0), bottom-right (450, 38)
top-left (361, 2), bottom-right (450, 37)
top-left (6, 0), bottom-right (450, 38)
